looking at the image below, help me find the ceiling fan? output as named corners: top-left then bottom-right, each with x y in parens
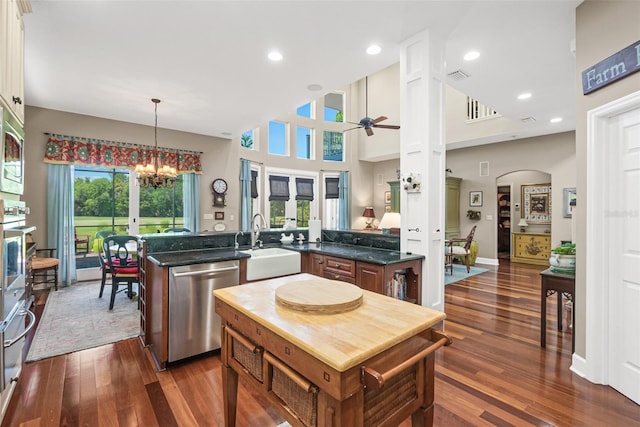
top-left (343, 76), bottom-right (400, 137)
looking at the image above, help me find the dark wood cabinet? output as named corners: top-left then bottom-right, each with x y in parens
top-left (304, 252), bottom-right (422, 304)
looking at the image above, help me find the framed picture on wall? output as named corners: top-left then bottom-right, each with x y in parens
top-left (384, 191), bottom-right (391, 204)
top-left (469, 191), bottom-right (483, 207)
top-left (522, 183), bottom-right (552, 223)
top-left (215, 211), bottom-right (224, 220)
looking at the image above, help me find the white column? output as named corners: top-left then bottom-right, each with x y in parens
top-left (399, 29), bottom-right (446, 310)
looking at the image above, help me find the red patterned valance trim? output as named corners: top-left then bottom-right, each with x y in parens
top-left (43, 134), bottom-right (202, 174)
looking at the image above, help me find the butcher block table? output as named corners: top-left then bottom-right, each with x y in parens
top-left (214, 273), bottom-right (450, 427)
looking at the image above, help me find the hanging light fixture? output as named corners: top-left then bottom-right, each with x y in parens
top-left (135, 98), bottom-right (177, 188)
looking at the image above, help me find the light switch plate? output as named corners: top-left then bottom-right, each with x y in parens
top-left (204, 213), bottom-right (213, 220)
top-left (486, 214), bottom-right (493, 220)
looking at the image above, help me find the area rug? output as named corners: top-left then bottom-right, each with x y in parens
top-left (26, 280), bottom-right (140, 362)
top-left (445, 264), bottom-right (489, 285)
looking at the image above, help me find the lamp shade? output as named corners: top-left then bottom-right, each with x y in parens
top-left (517, 218), bottom-right (529, 227)
top-left (362, 207), bottom-right (376, 218)
top-left (378, 212), bottom-right (401, 230)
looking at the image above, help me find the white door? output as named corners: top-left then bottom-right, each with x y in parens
top-left (608, 107), bottom-right (640, 404)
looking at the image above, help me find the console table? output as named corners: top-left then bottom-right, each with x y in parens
top-left (540, 268), bottom-right (575, 352)
top-left (214, 273), bottom-right (450, 427)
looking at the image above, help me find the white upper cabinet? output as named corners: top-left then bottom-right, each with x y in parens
top-left (0, 0), bottom-right (30, 123)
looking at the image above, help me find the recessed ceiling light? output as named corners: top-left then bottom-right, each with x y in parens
top-left (550, 117), bottom-right (563, 123)
top-left (267, 50), bottom-right (283, 61)
top-left (366, 45), bottom-right (381, 55)
top-left (463, 51), bottom-right (480, 61)
top-left (517, 92), bottom-right (532, 100)
top-left (307, 84), bottom-right (323, 91)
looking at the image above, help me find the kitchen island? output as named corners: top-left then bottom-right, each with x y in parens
top-left (215, 273), bottom-right (449, 427)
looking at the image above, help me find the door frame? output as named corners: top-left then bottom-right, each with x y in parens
top-left (582, 90), bottom-right (640, 385)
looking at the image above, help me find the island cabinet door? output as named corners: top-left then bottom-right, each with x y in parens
top-left (308, 252), bottom-right (325, 277)
top-left (356, 262), bottom-right (385, 295)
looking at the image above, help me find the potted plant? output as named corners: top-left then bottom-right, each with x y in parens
top-left (549, 243), bottom-right (576, 272)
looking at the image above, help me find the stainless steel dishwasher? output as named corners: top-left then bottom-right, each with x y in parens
top-left (168, 260), bottom-right (239, 362)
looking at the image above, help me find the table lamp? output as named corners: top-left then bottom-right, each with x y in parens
top-left (362, 207), bottom-right (376, 229)
top-left (378, 212), bottom-right (401, 234)
top-left (517, 218), bottom-right (529, 232)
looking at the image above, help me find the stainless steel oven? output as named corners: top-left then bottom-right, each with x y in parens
top-left (0, 200), bottom-right (36, 419)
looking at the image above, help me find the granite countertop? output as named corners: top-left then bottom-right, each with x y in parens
top-left (287, 242), bottom-right (424, 265)
top-left (147, 248), bottom-right (251, 267)
top-left (147, 242), bottom-right (423, 268)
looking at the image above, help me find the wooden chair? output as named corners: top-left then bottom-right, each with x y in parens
top-left (96, 230), bottom-right (117, 297)
top-left (32, 247), bottom-right (59, 291)
top-left (102, 235), bottom-right (139, 310)
top-left (447, 225), bottom-right (477, 273)
top-left (74, 227), bottom-right (90, 254)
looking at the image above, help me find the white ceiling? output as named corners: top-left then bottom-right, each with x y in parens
top-left (23, 1), bottom-right (580, 145)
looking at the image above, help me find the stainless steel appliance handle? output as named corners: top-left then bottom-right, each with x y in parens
top-left (171, 265), bottom-right (239, 278)
top-left (4, 309), bottom-right (37, 348)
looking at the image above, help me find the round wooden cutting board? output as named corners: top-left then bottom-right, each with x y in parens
top-left (275, 279), bottom-right (363, 314)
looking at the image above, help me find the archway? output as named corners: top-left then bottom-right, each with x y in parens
top-left (496, 170), bottom-right (552, 262)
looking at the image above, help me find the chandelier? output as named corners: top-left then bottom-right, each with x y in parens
top-left (135, 98), bottom-right (177, 188)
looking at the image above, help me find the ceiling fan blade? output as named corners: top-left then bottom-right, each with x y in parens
top-left (373, 124), bottom-right (400, 129)
top-left (346, 121), bottom-right (362, 126)
top-left (365, 127), bottom-right (374, 136)
top-left (371, 116), bottom-right (388, 124)
top-left (342, 126), bottom-right (361, 132)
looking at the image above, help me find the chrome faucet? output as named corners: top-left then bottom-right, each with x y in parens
top-left (234, 231), bottom-right (244, 250)
top-left (251, 213), bottom-right (267, 248)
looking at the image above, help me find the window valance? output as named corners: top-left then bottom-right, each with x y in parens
top-left (43, 134), bottom-right (202, 174)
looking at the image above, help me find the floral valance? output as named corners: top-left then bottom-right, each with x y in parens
top-left (44, 134), bottom-right (202, 174)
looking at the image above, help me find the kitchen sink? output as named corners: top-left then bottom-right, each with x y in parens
top-left (240, 247), bottom-right (301, 281)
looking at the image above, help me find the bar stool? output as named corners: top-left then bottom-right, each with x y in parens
top-left (31, 248), bottom-right (59, 291)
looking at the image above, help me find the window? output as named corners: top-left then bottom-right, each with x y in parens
top-left (324, 92), bottom-right (344, 122)
top-left (323, 131), bottom-right (344, 162)
top-left (324, 176), bottom-right (339, 229)
top-left (266, 169), bottom-right (318, 229)
top-left (268, 121), bottom-right (287, 156)
top-left (295, 178), bottom-right (314, 227)
top-left (73, 166), bottom-right (184, 264)
top-left (139, 175), bottom-right (184, 233)
top-left (241, 130), bottom-right (254, 150)
top-left (74, 167), bottom-right (130, 242)
top-left (296, 102), bottom-right (313, 119)
top-left (268, 175), bottom-right (290, 228)
top-left (296, 126), bottom-right (312, 159)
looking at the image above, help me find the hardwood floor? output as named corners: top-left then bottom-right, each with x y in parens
top-left (3, 261), bottom-right (639, 426)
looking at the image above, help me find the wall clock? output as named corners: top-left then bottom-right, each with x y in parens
top-left (212, 178), bottom-right (227, 207)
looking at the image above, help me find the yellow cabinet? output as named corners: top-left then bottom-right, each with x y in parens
top-left (511, 232), bottom-right (551, 265)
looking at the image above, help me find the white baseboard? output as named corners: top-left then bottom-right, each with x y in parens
top-left (570, 352), bottom-right (588, 379)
